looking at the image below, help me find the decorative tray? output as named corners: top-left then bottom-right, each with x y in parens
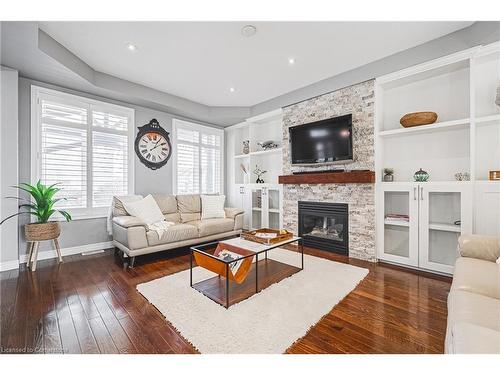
top-left (241, 228), bottom-right (293, 245)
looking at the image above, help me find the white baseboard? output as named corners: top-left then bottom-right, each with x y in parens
top-left (0, 259), bottom-right (20, 272)
top-left (19, 240), bottom-right (114, 263)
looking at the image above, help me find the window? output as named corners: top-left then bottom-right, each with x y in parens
top-left (173, 119), bottom-right (224, 195)
top-left (31, 86), bottom-right (134, 218)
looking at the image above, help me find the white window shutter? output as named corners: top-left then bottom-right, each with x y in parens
top-left (41, 100), bottom-right (88, 209)
top-left (34, 87), bottom-right (134, 217)
top-left (174, 120), bottom-right (223, 195)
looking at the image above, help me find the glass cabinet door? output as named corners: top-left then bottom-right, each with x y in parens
top-left (267, 187), bottom-right (281, 229)
top-left (418, 185), bottom-right (472, 274)
top-left (379, 185), bottom-right (419, 266)
top-left (251, 187), bottom-right (263, 230)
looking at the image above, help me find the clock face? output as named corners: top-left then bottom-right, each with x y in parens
top-left (138, 132), bottom-right (171, 164)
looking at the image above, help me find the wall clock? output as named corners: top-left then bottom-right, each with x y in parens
top-left (135, 119), bottom-right (172, 170)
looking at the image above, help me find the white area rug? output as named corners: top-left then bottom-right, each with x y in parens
top-left (137, 249), bottom-right (368, 354)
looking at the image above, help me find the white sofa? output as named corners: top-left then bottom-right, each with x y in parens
top-left (445, 234), bottom-right (500, 353)
top-left (111, 194), bottom-right (244, 267)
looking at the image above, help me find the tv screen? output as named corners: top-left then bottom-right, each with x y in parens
top-left (289, 114), bottom-right (353, 165)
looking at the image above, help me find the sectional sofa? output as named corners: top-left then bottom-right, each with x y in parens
top-left (445, 234), bottom-right (500, 353)
top-left (111, 194), bottom-right (244, 267)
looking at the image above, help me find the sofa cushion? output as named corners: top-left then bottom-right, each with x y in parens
top-left (164, 213), bottom-right (181, 223)
top-left (146, 223), bottom-right (198, 246)
top-left (153, 194), bottom-right (178, 214)
top-left (447, 290), bottom-right (500, 332)
top-left (123, 195), bottom-right (164, 225)
top-left (450, 322), bottom-right (500, 354)
top-left (188, 218), bottom-right (235, 237)
top-left (201, 195), bottom-right (226, 219)
top-left (177, 194), bottom-right (201, 222)
top-left (112, 195), bottom-right (143, 216)
top-left (452, 257), bottom-right (500, 299)
top-left (458, 234), bottom-right (500, 262)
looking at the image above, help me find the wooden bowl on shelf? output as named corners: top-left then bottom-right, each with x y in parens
top-left (400, 112), bottom-right (438, 128)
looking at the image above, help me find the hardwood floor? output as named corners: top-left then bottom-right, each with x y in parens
top-left (0, 246), bottom-right (451, 354)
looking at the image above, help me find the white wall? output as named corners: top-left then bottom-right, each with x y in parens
top-left (0, 67), bottom-right (19, 269)
top-left (14, 77), bottom-right (220, 264)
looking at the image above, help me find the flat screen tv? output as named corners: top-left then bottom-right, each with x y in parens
top-left (289, 114), bottom-right (353, 165)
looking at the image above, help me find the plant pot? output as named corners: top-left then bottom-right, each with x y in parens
top-left (25, 222), bottom-right (61, 242)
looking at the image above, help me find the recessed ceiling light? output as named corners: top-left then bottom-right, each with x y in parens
top-left (126, 43), bottom-right (138, 52)
top-left (241, 25), bottom-right (257, 37)
top-left (288, 57), bottom-right (296, 65)
top-left (229, 87), bottom-right (236, 93)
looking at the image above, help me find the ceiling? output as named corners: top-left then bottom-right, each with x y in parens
top-left (39, 22), bottom-right (473, 107)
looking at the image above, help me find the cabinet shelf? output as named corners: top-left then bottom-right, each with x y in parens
top-left (428, 222), bottom-right (461, 233)
top-left (234, 153), bottom-right (250, 159)
top-left (476, 113), bottom-right (500, 125)
top-left (384, 219), bottom-right (409, 227)
top-left (378, 118), bottom-right (470, 137)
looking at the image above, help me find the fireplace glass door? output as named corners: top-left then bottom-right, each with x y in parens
top-left (298, 202), bottom-right (348, 254)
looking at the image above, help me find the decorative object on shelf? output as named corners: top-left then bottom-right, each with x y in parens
top-left (413, 168), bottom-right (429, 182)
top-left (257, 140), bottom-right (279, 150)
top-left (383, 168), bottom-right (394, 182)
top-left (400, 111), bottom-right (438, 128)
top-left (242, 140), bottom-right (250, 154)
top-left (240, 163), bottom-right (249, 184)
top-left (253, 165), bottom-right (267, 183)
top-left (489, 170), bottom-right (500, 181)
top-left (256, 194), bottom-right (262, 208)
top-left (135, 119), bottom-right (172, 170)
top-left (496, 86), bottom-right (500, 108)
top-left (0, 180), bottom-right (72, 271)
top-left (454, 172), bottom-right (471, 181)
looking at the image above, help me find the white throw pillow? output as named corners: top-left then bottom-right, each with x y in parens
top-left (123, 194), bottom-right (164, 225)
top-left (201, 195), bottom-right (226, 220)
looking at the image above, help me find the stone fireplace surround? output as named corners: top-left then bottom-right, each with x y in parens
top-left (281, 79), bottom-right (376, 261)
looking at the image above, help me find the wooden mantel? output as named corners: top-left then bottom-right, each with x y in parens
top-left (278, 170), bottom-right (375, 184)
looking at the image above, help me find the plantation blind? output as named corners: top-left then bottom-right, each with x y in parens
top-left (33, 87), bottom-right (134, 217)
top-left (173, 120), bottom-right (223, 195)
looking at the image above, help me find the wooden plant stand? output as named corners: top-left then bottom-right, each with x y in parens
top-left (25, 222), bottom-right (63, 271)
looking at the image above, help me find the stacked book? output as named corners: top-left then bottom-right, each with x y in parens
top-left (385, 213), bottom-right (410, 222)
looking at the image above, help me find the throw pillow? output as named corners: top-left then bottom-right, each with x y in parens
top-left (124, 194), bottom-right (165, 225)
top-left (201, 195), bottom-right (226, 220)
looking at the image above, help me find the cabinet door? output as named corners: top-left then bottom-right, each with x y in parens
top-left (266, 186), bottom-right (282, 229)
top-left (377, 184), bottom-right (419, 266)
top-left (250, 187), bottom-right (264, 230)
top-left (418, 184), bottom-right (472, 274)
top-left (474, 183), bottom-right (500, 236)
top-left (237, 185), bottom-right (251, 230)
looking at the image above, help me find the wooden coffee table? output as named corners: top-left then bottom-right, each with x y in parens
top-left (190, 236), bottom-right (303, 308)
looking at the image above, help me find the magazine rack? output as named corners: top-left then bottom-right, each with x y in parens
top-left (192, 242), bottom-right (255, 284)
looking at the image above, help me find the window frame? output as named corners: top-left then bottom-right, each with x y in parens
top-left (172, 118), bottom-right (224, 195)
top-left (31, 85), bottom-right (135, 220)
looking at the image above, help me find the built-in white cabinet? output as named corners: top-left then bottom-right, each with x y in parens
top-left (378, 183), bottom-right (472, 274)
top-left (225, 109), bottom-right (284, 230)
top-left (375, 41), bottom-right (500, 274)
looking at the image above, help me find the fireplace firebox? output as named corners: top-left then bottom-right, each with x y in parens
top-left (298, 201), bottom-right (348, 255)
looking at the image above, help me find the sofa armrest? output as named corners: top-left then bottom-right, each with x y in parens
top-left (224, 207), bottom-right (244, 219)
top-left (458, 234), bottom-right (500, 262)
top-left (112, 215), bottom-right (147, 229)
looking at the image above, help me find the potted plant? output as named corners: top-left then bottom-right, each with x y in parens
top-left (0, 181), bottom-right (72, 242)
top-left (383, 168), bottom-right (394, 182)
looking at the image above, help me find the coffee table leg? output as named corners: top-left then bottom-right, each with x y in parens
top-left (255, 253), bottom-right (259, 293)
top-left (226, 263), bottom-right (230, 309)
top-left (301, 239), bottom-right (304, 270)
top-left (190, 250), bottom-right (193, 287)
